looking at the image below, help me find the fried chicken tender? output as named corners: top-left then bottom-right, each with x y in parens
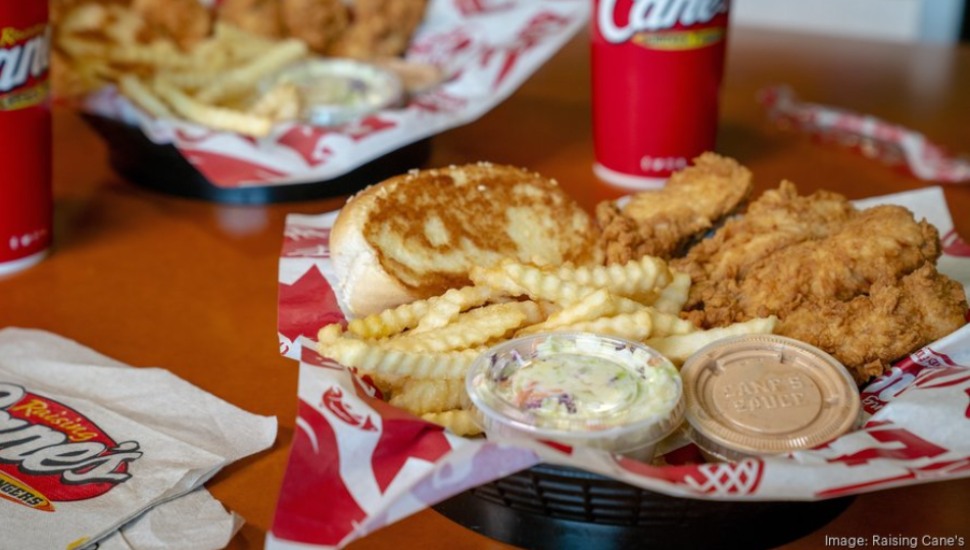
top-left (597, 153), bottom-right (753, 264)
top-left (217, 0), bottom-right (284, 39)
top-left (777, 265), bottom-right (968, 384)
top-left (673, 181), bottom-right (855, 289)
top-left (327, 0), bottom-right (429, 59)
top-left (131, 0), bottom-right (212, 50)
top-left (701, 204), bottom-right (940, 326)
top-left (674, 180), bottom-right (968, 383)
top-left (281, 0), bottom-right (349, 54)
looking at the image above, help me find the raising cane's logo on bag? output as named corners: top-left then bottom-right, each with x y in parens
top-left (0, 383), bottom-right (142, 512)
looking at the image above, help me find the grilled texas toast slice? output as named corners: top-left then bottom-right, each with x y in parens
top-left (330, 162), bottom-right (599, 316)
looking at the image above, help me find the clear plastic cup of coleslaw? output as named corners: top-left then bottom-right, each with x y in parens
top-left (466, 332), bottom-right (685, 461)
top-left (265, 58), bottom-right (403, 127)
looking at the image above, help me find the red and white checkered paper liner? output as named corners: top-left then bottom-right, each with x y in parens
top-left (81, 0), bottom-right (589, 188)
top-left (272, 188), bottom-right (970, 549)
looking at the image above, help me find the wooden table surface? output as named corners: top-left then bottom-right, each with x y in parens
top-left (2, 24), bottom-right (969, 550)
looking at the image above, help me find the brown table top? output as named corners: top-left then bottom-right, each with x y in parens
top-left (2, 24), bottom-right (969, 550)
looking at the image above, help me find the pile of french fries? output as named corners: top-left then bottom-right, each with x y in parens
top-left (54, 3), bottom-right (309, 136)
top-left (317, 255), bottom-right (777, 436)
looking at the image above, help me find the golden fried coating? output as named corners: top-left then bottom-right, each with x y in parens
top-left (217, 0), bottom-right (284, 39)
top-left (673, 181), bottom-right (854, 292)
top-left (597, 153), bottom-right (753, 264)
top-left (280, 0), bottom-right (349, 54)
top-left (777, 265), bottom-right (968, 384)
top-left (327, 0), bottom-right (429, 59)
top-left (131, 0), bottom-right (212, 50)
top-left (673, 180), bottom-right (967, 383)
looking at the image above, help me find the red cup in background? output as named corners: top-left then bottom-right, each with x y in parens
top-left (591, 0), bottom-right (730, 189)
top-left (0, 1), bottom-right (52, 276)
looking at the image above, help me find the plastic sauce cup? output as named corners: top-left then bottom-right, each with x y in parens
top-left (466, 332), bottom-right (685, 461)
top-left (680, 334), bottom-right (861, 462)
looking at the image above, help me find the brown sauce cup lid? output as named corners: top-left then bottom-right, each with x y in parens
top-left (681, 334), bottom-right (861, 458)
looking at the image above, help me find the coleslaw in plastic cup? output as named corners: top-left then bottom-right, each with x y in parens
top-left (466, 332), bottom-right (685, 461)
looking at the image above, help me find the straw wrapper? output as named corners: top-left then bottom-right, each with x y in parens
top-left (0, 328), bottom-right (277, 549)
top-left (759, 85), bottom-right (970, 183)
top-left (273, 187), bottom-right (970, 548)
top-left (81, 0), bottom-right (589, 188)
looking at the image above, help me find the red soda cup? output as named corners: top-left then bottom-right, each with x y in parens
top-left (0, 1), bottom-right (52, 276)
top-left (591, 0), bottom-right (730, 189)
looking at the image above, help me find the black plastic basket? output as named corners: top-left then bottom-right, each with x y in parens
top-left (82, 114), bottom-right (432, 204)
top-left (433, 463), bottom-right (853, 550)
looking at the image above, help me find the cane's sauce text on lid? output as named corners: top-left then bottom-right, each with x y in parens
top-left (681, 334), bottom-right (861, 462)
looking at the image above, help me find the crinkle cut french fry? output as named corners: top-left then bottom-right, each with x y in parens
top-left (389, 379), bottom-right (469, 415)
top-left (317, 334), bottom-right (479, 380)
top-left (468, 265), bottom-right (529, 297)
top-left (384, 301), bottom-right (528, 352)
top-left (194, 39), bottom-right (308, 104)
top-left (421, 410), bottom-right (482, 437)
top-left (538, 309), bottom-right (655, 342)
top-left (107, 40), bottom-right (200, 69)
top-left (118, 74), bottom-right (173, 118)
top-left (554, 255), bottom-right (673, 299)
top-left (248, 82), bottom-right (301, 121)
top-left (644, 316), bottom-right (778, 364)
top-left (541, 288), bottom-right (616, 328)
top-left (57, 35), bottom-right (109, 59)
top-left (413, 285), bottom-right (500, 333)
top-left (483, 259), bottom-right (598, 305)
top-left (607, 295), bottom-right (697, 337)
top-left (518, 289), bottom-right (614, 335)
top-left (651, 271), bottom-right (692, 315)
top-left (153, 78), bottom-right (274, 136)
top-left (346, 296), bottom-right (434, 339)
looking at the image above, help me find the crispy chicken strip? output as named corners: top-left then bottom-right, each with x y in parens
top-left (280, 0), bottom-right (349, 54)
top-left (729, 204), bottom-right (942, 322)
top-left (672, 181), bottom-right (854, 287)
top-left (597, 153), bottom-right (753, 263)
top-left (217, 0), bottom-right (284, 39)
top-left (327, 0), bottom-right (428, 59)
top-left (132, 0), bottom-right (212, 50)
top-left (776, 264), bottom-right (968, 384)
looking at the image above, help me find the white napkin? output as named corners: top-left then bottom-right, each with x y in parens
top-left (0, 328), bottom-right (276, 549)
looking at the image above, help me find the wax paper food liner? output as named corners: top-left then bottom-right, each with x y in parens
top-left (759, 86), bottom-right (970, 183)
top-left (81, 0), bottom-right (589, 188)
top-left (272, 187), bottom-right (970, 548)
top-left (0, 328), bottom-right (277, 550)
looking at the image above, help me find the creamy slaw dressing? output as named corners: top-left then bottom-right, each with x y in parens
top-left (491, 337), bottom-right (681, 429)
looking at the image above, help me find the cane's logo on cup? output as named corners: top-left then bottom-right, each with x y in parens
top-left (0, 383), bottom-right (143, 512)
top-left (597, 0), bottom-right (728, 50)
top-left (0, 23), bottom-right (51, 111)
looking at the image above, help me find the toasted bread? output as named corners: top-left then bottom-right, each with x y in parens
top-left (331, 162), bottom-right (600, 316)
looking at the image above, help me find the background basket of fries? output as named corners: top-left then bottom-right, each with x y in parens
top-left (50, 0), bottom-right (590, 201)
